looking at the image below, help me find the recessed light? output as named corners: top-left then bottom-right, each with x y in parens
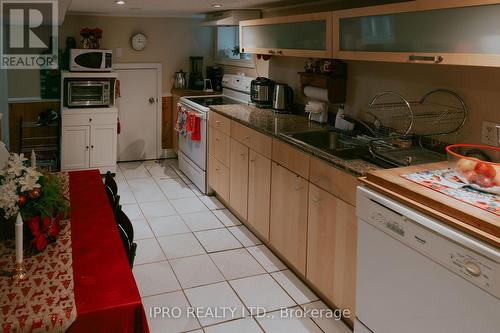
top-left (115, 0), bottom-right (126, 5)
top-left (212, 4), bottom-right (222, 8)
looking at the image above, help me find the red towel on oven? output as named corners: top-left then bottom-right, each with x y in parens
top-left (186, 112), bottom-right (201, 142)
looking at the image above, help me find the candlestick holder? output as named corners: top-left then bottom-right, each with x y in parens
top-left (12, 261), bottom-right (27, 281)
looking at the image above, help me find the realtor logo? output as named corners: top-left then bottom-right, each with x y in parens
top-left (0, 0), bottom-right (58, 69)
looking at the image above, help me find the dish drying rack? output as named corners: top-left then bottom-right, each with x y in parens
top-left (366, 89), bottom-right (468, 137)
top-left (363, 89), bottom-right (468, 167)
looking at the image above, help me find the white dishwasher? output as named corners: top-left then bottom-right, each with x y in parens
top-left (355, 186), bottom-right (500, 333)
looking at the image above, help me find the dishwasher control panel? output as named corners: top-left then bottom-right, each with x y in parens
top-left (358, 188), bottom-right (500, 299)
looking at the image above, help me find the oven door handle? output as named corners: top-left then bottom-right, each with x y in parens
top-left (179, 104), bottom-right (207, 120)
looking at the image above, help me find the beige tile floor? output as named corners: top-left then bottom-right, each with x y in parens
top-left (116, 159), bottom-right (352, 333)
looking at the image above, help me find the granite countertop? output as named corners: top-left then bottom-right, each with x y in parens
top-left (209, 104), bottom-right (381, 176)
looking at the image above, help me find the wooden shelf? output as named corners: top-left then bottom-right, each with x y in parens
top-left (298, 67), bottom-right (347, 103)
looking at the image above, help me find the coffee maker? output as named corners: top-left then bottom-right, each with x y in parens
top-left (188, 56), bottom-right (204, 90)
top-left (206, 66), bottom-right (223, 92)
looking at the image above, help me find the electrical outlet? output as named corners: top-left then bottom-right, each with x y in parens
top-left (481, 121), bottom-right (500, 146)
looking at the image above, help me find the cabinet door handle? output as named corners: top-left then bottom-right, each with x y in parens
top-left (409, 55), bottom-right (443, 63)
top-left (89, 118), bottom-right (92, 122)
top-left (312, 197), bottom-right (321, 204)
top-left (86, 146), bottom-right (89, 150)
top-left (250, 158), bottom-right (256, 162)
top-left (215, 120), bottom-right (221, 124)
top-left (244, 135), bottom-right (250, 140)
top-left (294, 185), bottom-right (303, 191)
top-left (90, 145), bottom-right (94, 149)
top-left (240, 153), bottom-right (245, 157)
top-left (215, 137), bottom-right (220, 142)
top-left (268, 50), bottom-right (276, 54)
top-left (277, 50), bottom-right (283, 55)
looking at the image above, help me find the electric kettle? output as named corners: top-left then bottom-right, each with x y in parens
top-left (173, 70), bottom-right (187, 89)
top-left (272, 83), bottom-right (294, 113)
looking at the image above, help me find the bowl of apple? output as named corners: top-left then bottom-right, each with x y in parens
top-left (446, 144), bottom-right (500, 194)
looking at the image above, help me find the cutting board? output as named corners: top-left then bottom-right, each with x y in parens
top-left (361, 162), bottom-right (500, 248)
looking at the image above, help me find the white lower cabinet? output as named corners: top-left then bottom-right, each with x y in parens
top-left (61, 112), bottom-right (117, 173)
top-left (61, 125), bottom-right (90, 170)
top-left (90, 124), bottom-right (117, 168)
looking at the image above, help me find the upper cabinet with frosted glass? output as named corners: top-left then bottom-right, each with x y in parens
top-left (239, 12), bottom-right (333, 58)
top-left (333, 0), bottom-right (500, 67)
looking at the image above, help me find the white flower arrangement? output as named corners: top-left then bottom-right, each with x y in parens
top-left (0, 153), bottom-right (42, 219)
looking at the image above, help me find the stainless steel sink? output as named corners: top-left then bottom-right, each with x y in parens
top-left (282, 129), bottom-right (369, 159)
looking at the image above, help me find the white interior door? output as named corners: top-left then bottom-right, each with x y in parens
top-left (116, 67), bottom-right (159, 161)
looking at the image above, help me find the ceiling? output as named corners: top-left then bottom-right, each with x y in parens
top-left (66, 0), bottom-right (315, 17)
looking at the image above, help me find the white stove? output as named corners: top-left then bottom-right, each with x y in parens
top-left (177, 74), bottom-right (254, 194)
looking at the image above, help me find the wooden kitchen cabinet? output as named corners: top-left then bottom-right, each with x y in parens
top-left (229, 139), bottom-right (249, 220)
top-left (172, 94), bottom-right (180, 153)
top-left (333, 1), bottom-right (500, 67)
top-left (272, 139), bottom-right (310, 179)
top-left (307, 183), bottom-right (357, 316)
top-left (208, 154), bottom-right (230, 203)
top-left (209, 127), bottom-right (231, 167)
top-left (270, 162), bottom-right (309, 275)
top-left (231, 121), bottom-right (272, 158)
top-left (209, 112), bottom-right (231, 135)
top-left (240, 12), bottom-right (333, 58)
top-left (247, 150), bottom-right (271, 240)
top-left (309, 157), bottom-right (359, 206)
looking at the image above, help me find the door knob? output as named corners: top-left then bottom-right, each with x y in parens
top-left (148, 97), bottom-right (156, 104)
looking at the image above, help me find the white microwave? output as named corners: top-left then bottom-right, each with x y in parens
top-left (70, 49), bottom-right (113, 72)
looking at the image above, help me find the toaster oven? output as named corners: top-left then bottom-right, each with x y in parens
top-left (64, 78), bottom-right (115, 108)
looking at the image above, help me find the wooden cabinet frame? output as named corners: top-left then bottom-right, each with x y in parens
top-left (240, 11), bottom-right (333, 58)
top-left (333, 0), bottom-right (500, 66)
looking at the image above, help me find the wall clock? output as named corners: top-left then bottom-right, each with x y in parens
top-left (131, 33), bottom-right (147, 51)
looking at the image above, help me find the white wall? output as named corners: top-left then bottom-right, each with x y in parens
top-left (0, 69), bottom-right (8, 147)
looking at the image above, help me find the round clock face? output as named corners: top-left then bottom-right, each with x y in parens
top-left (131, 33), bottom-right (147, 51)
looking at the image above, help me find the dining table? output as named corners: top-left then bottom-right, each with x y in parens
top-left (0, 169), bottom-right (149, 332)
top-left (67, 169), bottom-right (149, 332)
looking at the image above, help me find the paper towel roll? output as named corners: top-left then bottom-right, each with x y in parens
top-left (303, 86), bottom-right (329, 102)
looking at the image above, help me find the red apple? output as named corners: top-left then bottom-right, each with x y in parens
top-left (494, 166), bottom-right (500, 186)
top-left (457, 158), bottom-right (477, 173)
top-left (475, 162), bottom-right (496, 178)
top-left (462, 170), bottom-right (478, 183)
top-left (476, 175), bottom-right (495, 188)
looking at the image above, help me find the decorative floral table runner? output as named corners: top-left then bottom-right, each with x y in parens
top-left (0, 173), bottom-right (77, 332)
top-left (401, 169), bottom-right (500, 216)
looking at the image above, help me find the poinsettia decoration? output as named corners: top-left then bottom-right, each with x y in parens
top-left (0, 153), bottom-right (68, 253)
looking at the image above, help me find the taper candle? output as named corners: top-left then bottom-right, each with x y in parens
top-left (15, 213), bottom-right (23, 264)
top-left (31, 149), bottom-right (36, 168)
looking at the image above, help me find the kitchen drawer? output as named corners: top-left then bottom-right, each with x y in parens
top-left (231, 121), bottom-right (272, 158)
top-left (309, 157), bottom-right (359, 206)
top-left (209, 127), bottom-right (230, 167)
top-left (272, 139), bottom-right (310, 179)
top-left (208, 154), bottom-right (230, 203)
top-left (62, 113), bottom-right (117, 126)
top-left (209, 112), bottom-right (231, 135)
